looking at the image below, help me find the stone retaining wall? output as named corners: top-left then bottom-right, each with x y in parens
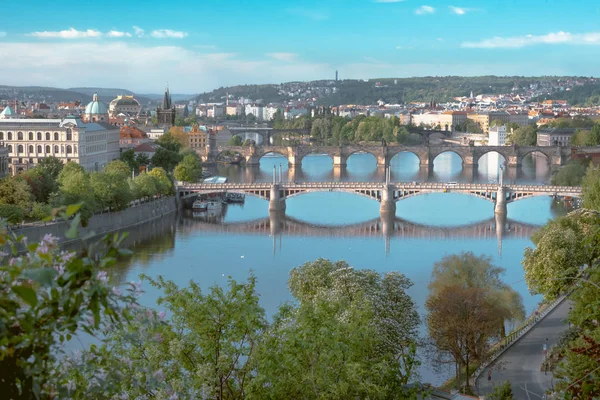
top-left (12, 197), bottom-right (177, 245)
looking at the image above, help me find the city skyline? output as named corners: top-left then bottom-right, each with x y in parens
top-left (1, 0), bottom-right (600, 92)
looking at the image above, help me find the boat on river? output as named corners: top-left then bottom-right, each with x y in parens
top-left (225, 193), bottom-right (245, 203)
top-left (192, 200), bottom-right (208, 211)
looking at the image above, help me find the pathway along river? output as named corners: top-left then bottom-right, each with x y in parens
top-left (112, 152), bottom-right (573, 385)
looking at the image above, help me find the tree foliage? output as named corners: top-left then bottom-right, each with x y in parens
top-left (0, 177), bottom-right (34, 216)
top-left (506, 125), bottom-right (537, 146)
top-left (229, 135), bottom-right (243, 146)
top-left (487, 381), bottom-right (514, 400)
top-left (551, 160), bottom-right (588, 186)
top-left (582, 165), bottom-right (600, 211)
top-left (148, 167), bottom-right (173, 196)
top-left (174, 152), bottom-right (202, 183)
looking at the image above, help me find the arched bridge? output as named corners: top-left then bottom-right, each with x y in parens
top-left (199, 143), bottom-right (574, 168)
top-left (176, 181), bottom-right (582, 216)
top-left (227, 127), bottom-right (310, 145)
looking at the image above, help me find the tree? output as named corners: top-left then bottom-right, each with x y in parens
top-left (0, 204), bottom-right (25, 224)
top-left (36, 156), bottom-right (64, 182)
top-left (585, 124), bottom-right (600, 146)
top-left (135, 152), bottom-right (150, 168)
top-left (120, 149), bottom-right (139, 171)
top-left (62, 275), bottom-right (266, 400)
top-left (551, 160), bottom-right (587, 186)
top-left (131, 173), bottom-right (158, 199)
top-left (174, 153), bottom-right (202, 183)
top-left (0, 208), bottom-right (136, 398)
top-left (582, 165), bottom-right (600, 211)
top-left (229, 135), bottom-right (243, 146)
top-left (487, 381), bottom-right (514, 399)
top-left (0, 177), bottom-right (34, 216)
top-left (157, 132), bottom-right (183, 152)
top-left (152, 148), bottom-right (182, 172)
top-left (90, 171), bottom-right (132, 211)
top-left (507, 125), bottom-right (537, 146)
top-left (426, 252), bottom-right (524, 392)
top-left (523, 209), bottom-right (600, 299)
top-left (148, 167), bottom-right (173, 195)
top-left (103, 160), bottom-right (131, 180)
top-left (22, 168), bottom-right (56, 204)
top-left (428, 252), bottom-right (525, 338)
top-left (252, 259), bottom-right (421, 399)
top-left (57, 162), bottom-right (95, 223)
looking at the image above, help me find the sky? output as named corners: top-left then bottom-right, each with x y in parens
top-left (1, 0), bottom-right (600, 93)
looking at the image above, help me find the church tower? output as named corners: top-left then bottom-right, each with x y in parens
top-left (156, 87), bottom-right (176, 128)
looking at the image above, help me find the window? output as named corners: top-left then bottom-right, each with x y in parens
top-left (45, 145), bottom-right (50, 153)
top-left (7, 132), bottom-right (12, 140)
top-left (28, 132), bottom-right (33, 140)
top-left (29, 158), bottom-right (33, 164)
top-left (28, 145), bottom-right (33, 153)
top-left (37, 132), bottom-right (42, 140)
top-left (66, 145), bottom-right (72, 154)
top-left (7, 145), bottom-right (12, 153)
top-left (17, 145), bottom-right (23, 153)
top-left (0, 132), bottom-right (3, 140)
top-left (46, 132), bottom-right (50, 140)
top-left (61, 145), bottom-right (64, 154)
top-left (54, 132), bottom-right (59, 141)
top-left (37, 145), bottom-right (42, 153)
top-left (74, 146), bottom-right (78, 154)
top-left (54, 145), bottom-right (59, 153)
top-left (66, 128), bottom-right (72, 141)
top-left (17, 132), bottom-right (23, 140)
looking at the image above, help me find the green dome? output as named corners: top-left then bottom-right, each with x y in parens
top-left (85, 93), bottom-right (108, 115)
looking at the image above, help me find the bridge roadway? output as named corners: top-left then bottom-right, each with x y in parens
top-left (177, 181), bottom-right (582, 204)
top-left (200, 143), bottom-right (575, 168)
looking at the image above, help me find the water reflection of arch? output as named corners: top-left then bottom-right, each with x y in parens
top-left (178, 214), bottom-right (539, 240)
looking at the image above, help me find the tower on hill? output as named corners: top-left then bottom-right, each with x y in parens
top-left (156, 87), bottom-right (176, 128)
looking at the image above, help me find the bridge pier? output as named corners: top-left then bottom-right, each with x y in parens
top-left (333, 154), bottom-right (347, 167)
top-left (268, 184), bottom-right (286, 213)
top-left (494, 186), bottom-right (507, 216)
top-left (380, 185), bottom-right (396, 215)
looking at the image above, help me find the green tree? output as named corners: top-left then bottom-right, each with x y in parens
top-left (36, 156), bottom-right (64, 182)
top-left (148, 167), bottom-right (173, 195)
top-left (582, 165), bottom-right (600, 211)
top-left (57, 162), bottom-right (95, 222)
top-left (174, 153), bottom-right (202, 183)
top-left (0, 208), bottom-right (136, 398)
top-left (63, 275), bottom-right (266, 400)
top-left (120, 149), bottom-right (139, 171)
top-left (22, 168), bottom-right (55, 203)
top-left (131, 173), bottom-right (158, 199)
top-left (152, 148), bottom-right (182, 172)
top-left (90, 171), bottom-right (132, 211)
top-left (228, 135), bottom-right (243, 146)
top-left (0, 177), bottom-right (34, 216)
top-left (507, 125), bottom-right (537, 146)
top-left (551, 160), bottom-right (587, 186)
top-left (157, 132), bottom-right (183, 152)
top-left (0, 204), bottom-right (25, 224)
top-left (135, 152), bottom-right (150, 167)
top-left (523, 209), bottom-right (600, 299)
top-left (586, 124), bottom-right (600, 146)
top-left (252, 259), bottom-right (421, 399)
top-left (103, 160), bottom-right (132, 180)
top-left (487, 381), bottom-right (514, 399)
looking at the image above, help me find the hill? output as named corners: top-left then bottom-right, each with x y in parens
top-left (534, 83), bottom-right (600, 106)
top-left (194, 76), bottom-right (593, 106)
top-left (0, 85), bottom-right (153, 105)
top-left (68, 87), bottom-right (153, 105)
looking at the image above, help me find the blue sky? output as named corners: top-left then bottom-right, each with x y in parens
top-left (1, 0), bottom-right (600, 92)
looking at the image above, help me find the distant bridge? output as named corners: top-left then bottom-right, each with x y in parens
top-left (199, 143), bottom-right (573, 168)
top-left (227, 127), bottom-right (310, 144)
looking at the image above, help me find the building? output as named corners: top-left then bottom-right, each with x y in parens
top-left (263, 105), bottom-right (281, 121)
top-left (156, 88), bottom-right (176, 128)
top-left (467, 111), bottom-right (510, 133)
top-left (536, 127), bottom-right (577, 146)
top-left (0, 116), bottom-right (120, 175)
top-left (109, 95), bottom-right (142, 118)
top-left (82, 94), bottom-right (109, 123)
top-left (284, 106), bottom-right (308, 120)
top-left (226, 104), bottom-right (242, 116)
top-left (120, 122), bottom-right (149, 149)
top-left (206, 104), bottom-right (224, 118)
top-left (507, 111), bottom-right (530, 127)
top-left (488, 125), bottom-right (508, 146)
top-left (187, 124), bottom-right (208, 150)
top-left (132, 142), bottom-right (161, 159)
top-left (147, 128), bottom-right (166, 140)
top-left (0, 106), bottom-right (15, 119)
top-left (245, 104), bottom-right (264, 120)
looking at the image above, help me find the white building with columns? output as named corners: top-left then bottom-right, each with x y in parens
top-left (0, 116), bottom-right (120, 175)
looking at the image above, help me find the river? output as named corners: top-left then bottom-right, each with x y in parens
top-left (112, 152), bottom-right (571, 384)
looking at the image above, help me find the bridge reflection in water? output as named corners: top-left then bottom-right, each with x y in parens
top-left (179, 210), bottom-right (539, 256)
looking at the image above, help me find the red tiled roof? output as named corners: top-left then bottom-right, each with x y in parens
top-left (120, 125), bottom-right (148, 140)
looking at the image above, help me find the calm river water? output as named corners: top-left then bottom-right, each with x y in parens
top-left (112, 152), bottom-right (571, 384)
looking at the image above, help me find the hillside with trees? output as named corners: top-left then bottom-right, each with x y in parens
top-left (534, 83), bottom-right (600, 106)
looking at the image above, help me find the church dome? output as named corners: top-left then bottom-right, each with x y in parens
top-left (85, 93), bottom-right (108, 116)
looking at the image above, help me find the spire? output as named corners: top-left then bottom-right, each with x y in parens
top-left (162, 86), bottom-right (171, 109)
top-left (93, 93), bottom-right (99, 102)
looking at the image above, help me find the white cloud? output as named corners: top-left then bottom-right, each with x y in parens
top-left (0, 32), bottom-right (6, 38)
top-left (462, 31), bottom-right (600, 48)
top-left (0, 40), bottom-right (587, 93)
top-left (266, 53), bottom-right (298, 62)
top-left (28, 28), bottom-right (103, 39)
top-left (195, 44), bottom-right (217, 50)
top-left (287, 8), bottom-right (329, 21)
top-left (374, 0), bottom-right (406, 3)
top-left (133, 26), bottom-right (145, 37)
top-left (449, 6), bottom-right (469, 15)
top-left (415, 5), bottom-right (435, 15)
top-left (150, 29), bottom-right (188, 39)
top-left (106, 30), bottom-right (132, 38)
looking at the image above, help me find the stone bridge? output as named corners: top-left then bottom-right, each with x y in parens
top-left (177, 181), bottom-right (582, 217)
top-left (227, 127), bottom-right (310, 144)
top-left (200, 144), bottom-right (572, 168)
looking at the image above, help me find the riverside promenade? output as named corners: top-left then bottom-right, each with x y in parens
top-left (476, 299), bottom-right (572, 399)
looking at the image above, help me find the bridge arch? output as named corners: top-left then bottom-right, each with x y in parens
top-left (429, 149), bottom-right (465, 166)
top-left (475, 149), bottom-right (508, 165)
top-left (519, 149), bottom-right (551, 165)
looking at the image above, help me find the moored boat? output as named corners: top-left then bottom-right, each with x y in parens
top-left (225, 192), bottom-right (245, 203)
top-left (192, 200), bottom-right (208, 211)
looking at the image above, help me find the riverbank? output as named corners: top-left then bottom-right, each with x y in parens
top-left (11, 196), bottom-right (177, 246)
